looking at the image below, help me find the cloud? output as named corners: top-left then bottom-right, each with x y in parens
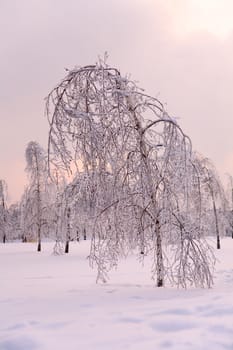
top-left (156, 0), bottom-right (233, 39)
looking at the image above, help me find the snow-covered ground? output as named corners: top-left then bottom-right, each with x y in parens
top-left (1, 238), bottom-right (233, 350)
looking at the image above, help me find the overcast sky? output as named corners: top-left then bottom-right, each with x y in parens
top-left (1, 0), bottom-right (233, 203)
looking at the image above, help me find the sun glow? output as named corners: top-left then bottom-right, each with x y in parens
top-left (185, 0), bottom-right (233, 38)
top-left (159, 0), bottom-right (233, 39)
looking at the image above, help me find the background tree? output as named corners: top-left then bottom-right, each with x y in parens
top-left (25, 141), bottom-right (48, 251)
top-left (0, 180), bottom-right (8, 243)
top-left (41, 168), bottom-right (66, 253)
top-left (226, 175), bottom-right (233, 239)
top-left (8, 202), bottom-right (21, 241)
top-left (59, 185), bottom-right (73, 254)
top-left (197, 157), bottom-right (228, 249)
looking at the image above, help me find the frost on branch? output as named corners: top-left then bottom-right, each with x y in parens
top-left (46, 59), bottom-right (215, 288)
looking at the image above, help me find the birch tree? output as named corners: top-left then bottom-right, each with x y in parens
top-left (46, 59), bottom-right (214, 287)
top-left (226, 175), bottom-right (233, 239)
top-left (25, 141), bottom-right (47, 251)
top-left (47, 171), bottom-right (66, 254)
top-left (197, 157), bottom-right (227, 249)
top-left (0, 180), bottom-right (8, 243)
top-left (8, 203), bottom-right (21, 241)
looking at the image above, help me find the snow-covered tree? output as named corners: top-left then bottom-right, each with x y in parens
top-left (7, 202), bottom-right (21, 241)
top-left (225, 175), bottom-right (233, 239)
top-left (24, 141), bottom-right (48, 251)
top-left (195, 157), bottom-right (227, 249)
top-left (46, 59), bottom-right (214, 287)
top-left (0, 180), bottom-right (8, 243)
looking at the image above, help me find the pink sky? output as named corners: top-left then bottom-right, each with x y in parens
top-left (1, 0), bottom-right (233, 203)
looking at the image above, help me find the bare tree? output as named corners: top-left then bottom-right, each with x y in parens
top-left (25, 141), bottom-right (48, 251)
top-left (8, 203), bottom-right (21, 241)
top-left (46, 59), bottom-right (214, 287)
top-left (226, 175), bottom-right (233, 239)
top-left (197, 157), bottom-right (227, 249)
top-left (0, 180), bottom-right (8, 243)
top-left (38, 168), bottom-right (67, 253)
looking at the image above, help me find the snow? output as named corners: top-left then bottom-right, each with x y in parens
top-left (1, 238), bottom-right (233, 350)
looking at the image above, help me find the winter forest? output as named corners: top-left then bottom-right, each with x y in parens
top-left (1, 60), bottom-right (233, 288)
top-left (3, 0), bottom-right (233, 346)
top-left (2, 59), bottom-right (233, 349)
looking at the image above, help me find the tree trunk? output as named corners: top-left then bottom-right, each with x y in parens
top-left (37, 240), bottom-right (41, 252)
top-left (65, 207), bottom-right (71, 253)
top-left (212, 196), bottom-right (220, 249)
top-left (83, 228), bottom-right (87, 240)
top-left (37, 223), bottom-right (41, 251)
top-left (232, 190), bottom-right (233, 239)
top-left (3, 234), bottom-right (6, 243)
top-left (135, 116), bottom-right (164, 287)
top-left (65, 240), bottom-right (69, 253)
top-left (156, 219), bottom-right (164, 287)
top-left (35, 152), bottom-right (42, 252)
top-left (231, 209), bottom-right (233, 239)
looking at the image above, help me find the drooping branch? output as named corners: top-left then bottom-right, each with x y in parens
top-left (45, 59), bottom-right (215, 288)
